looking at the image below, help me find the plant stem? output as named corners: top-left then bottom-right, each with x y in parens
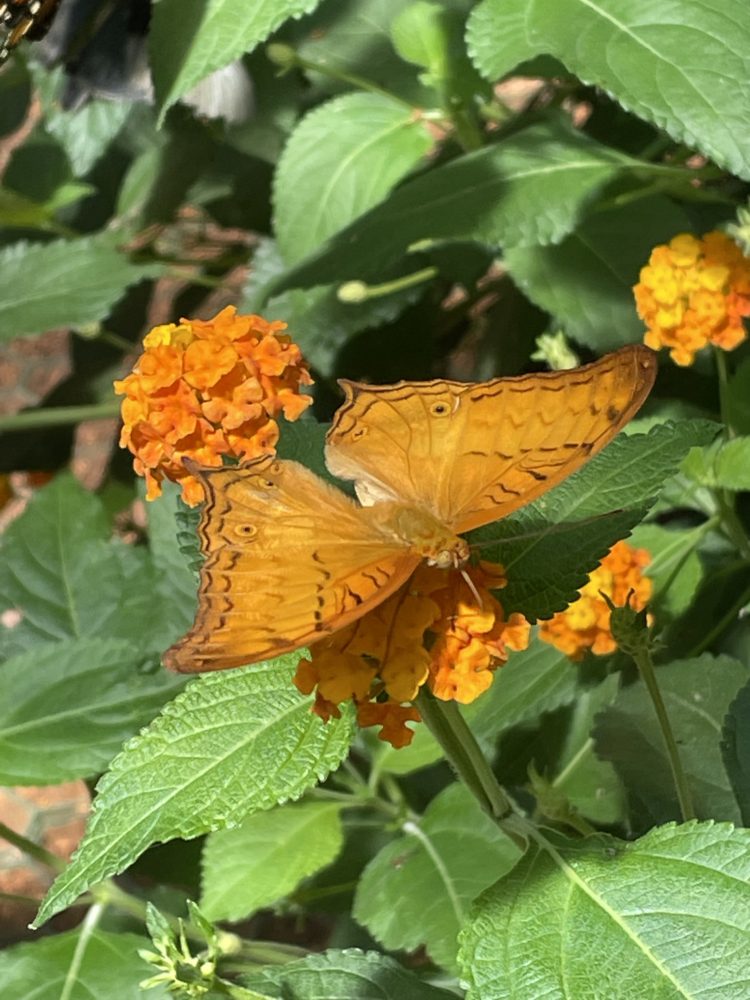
top-left (630, 647), bottom-right (696, 821)
top-left (267, 45), bottom-right (415, 110)
top-left (689, 581), bottom-right (750, 656)
top-left (416, 689), bottom-right (527, 848)
top-left (0, 820), bottom-right (65, 872)
top-left (0, 401), bottom-right (121, 431)
top-left (714, 345), bottom-right (734, 437)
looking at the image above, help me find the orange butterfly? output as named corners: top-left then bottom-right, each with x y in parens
top-left (164, 345), bottom-right (656, 673)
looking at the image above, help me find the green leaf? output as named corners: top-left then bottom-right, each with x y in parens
top-left (0, 182), bottom-right (92, 229)
top-left (727, 357), bottom-right (750, 435)
top-left (150, 0), bottom-right (323, 119)
top-left (268, 119), bottom-right (634, 292)
top-left (292, 0), bottom-right (430, 103)
top-left (33, 659), bottom-right (353, 927)
top-left (474, 420), bottom-right (717, 619)
top-left (33, 64), bottom-right (132, 176)
top-left (0, 235), bottom-right (159, 340)
top-left (466, 0), bottom-right (544, 80)
top-left (721, 679), bottom-right (750, 826)
top-left (0, 638), bottom-right (181, 786)
top-left (0, 929), bottom-right (168, 1000)
top-left (459, 822), bottom-right (750, 998)
top-left (353, 784), bottom-right (522, 972)
top-left (201, 801), bottom-right (344, 921)
top-left (629, 522), bottom-right (704, 617)
top-left (0, 475), bottom-right (163, 656)
top-left (527, 0), bottom-right (750, 181)
top-left (242, 948), bottom-right (457, 999)
top-left (390, 2), bottom-right (488, 108)
top-left (274, 92), bottom-right (433, 264)
top-left (370, 723), bottom-right (442, 778)
top-left (552, 673), bottom-right (626, 825)
top-left (594, 654), bottom-right (749, 825)
top-left (146, 483), bottom-right (198, 639)
top-left (713, 437), bottom-right (750, 490)
top-left (504, 196), bottom-right (692, 351)
top-left (465, 638), bottom-right (579, 747)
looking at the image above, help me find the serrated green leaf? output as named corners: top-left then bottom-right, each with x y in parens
top-left (0, 235), bottom-right (159, 340)
top-left (34, 660), bottom-right (353, 927)
top-left (353, 784), bottom-right (521, 972)
top-left (552, 673), bottom-right (625, 825)
top-left (721, 679), bottom-right (750, 826)
top-left (268, 119), bottom-right (635, 293)
top-left (527, 0), bottom-right (750, 181)
top-left (0, 475), bottom-right (164, 656)
top-left (594, 654), bottom-right (749, 825)
top-left (0, 929), bottom-right (168, 1000)
top-left (629, 522), bottom-right (705, 617)
top-left (459, 821), bottom-right (750, 999)
top-left (242, 948), bottom-right (457, 999)
top-left (201, 801), bottom-right (344, 921)
top-left (274, 92), bottom-right (432, 264)
top-left (504, 196), bottom-right (692, 352)
top-left (150, 0), bottom-right (323, 119)
top-left (0, 638), bottom-right (181, 785)
top-left (466, 0), bottom-right (543, 80)
top-left (474, 420), bottom-right (717, 619)
top-left (465, 638), bottom-right (579, 747)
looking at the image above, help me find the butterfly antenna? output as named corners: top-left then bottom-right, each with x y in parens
top-left (460, 568), bottom-right (484, 610)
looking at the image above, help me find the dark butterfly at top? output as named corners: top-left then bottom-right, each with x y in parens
top-left (0, 0), bottom-right (61, 62)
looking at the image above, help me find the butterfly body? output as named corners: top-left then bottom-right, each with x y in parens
top-left (164, 345), bottom-right (656, 674)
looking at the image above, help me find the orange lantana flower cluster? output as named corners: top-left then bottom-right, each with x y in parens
top-left (634, 231), bottom-right (750, 366)
top-left (538, 540), bottom-right (652, 660)
top-left (114, 306), bottom-right (312, 505)
top-left (294, 561), bottom-right (530, 748)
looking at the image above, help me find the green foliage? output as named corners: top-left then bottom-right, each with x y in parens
top-left (721, 679), bottom-right (750, 825)
top-left (201, 801), bottom-right (344, 921)
top-left (459, 822), bottom-right (750, 999)
top-left (0, 931), bottom-right (169, 1000)
top-left (33, 661), bottom-right (353, 926)
top-left (475, 420), bottom-right (716, 619)
top-left (353, 784), bottom-right (522, 972)
top-left (0, 236), bottom-right (160, 340)
top-left (0, 638), bottom-right (180, 785)
top-left (595, 655), bottom-right (749, 825)
top-left (243, 948), bottom-right (458, 998)
top-left (3, 0), bottom-right (750, 994)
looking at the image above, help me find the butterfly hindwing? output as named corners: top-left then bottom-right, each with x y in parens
top-left (164, 457), bottom-right (419, 672)
top-left (325, 344), bottom-right (657, 533)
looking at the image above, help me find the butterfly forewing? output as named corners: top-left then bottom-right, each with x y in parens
top-left (325, 345), bottom-right (657, 533)
top-left (163, 457), bottom-right (418, 673)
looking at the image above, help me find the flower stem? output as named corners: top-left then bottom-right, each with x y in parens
top-left (714, 345), bottom-right (734, 438)
top-left (630, 646), bottom-right (696, 821)
top-left (416, 689), bottom-right (527, 848)
top-left (0, 820), bottom-right (65, 872)
top-left (0, 401), bottom-right (121, 431)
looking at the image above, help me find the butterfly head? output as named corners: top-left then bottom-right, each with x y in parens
top-left (426, 538), bottom-right (470, 570)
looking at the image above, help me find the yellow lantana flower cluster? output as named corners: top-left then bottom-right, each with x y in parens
top-left (114, 306), bottom-right (313, 505)
top-left (538, 540), bottom-right (652, 661)
top-left (634, 231), bottom-right (750, 366)
top-left (294, 561), bottom-right (530, 748)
